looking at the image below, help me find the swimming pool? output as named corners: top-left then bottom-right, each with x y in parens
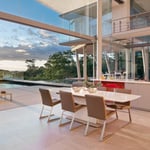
top-left (0, 83), bottom-right (27, 89)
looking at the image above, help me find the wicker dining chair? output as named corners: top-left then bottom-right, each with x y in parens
top-left (84, 95), bottom-right (115, 141)
top-left (59, 90), bottom-right (83, 130)
top-left (107, 88), bottom-right (132, 122)
top-left (39, 88), bottom-right (61, 122)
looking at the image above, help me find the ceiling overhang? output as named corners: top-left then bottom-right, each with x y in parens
top-left (38, 0), bottom-right (96, 14)
top-left (71, 44), bottom-right (94, 55)
top-left (38, 0), bottom-right (124, 14)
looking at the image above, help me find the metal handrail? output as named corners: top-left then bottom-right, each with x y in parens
top-left (111, 11), bottom-right (150, 33)
top-left (112, 11), bottom-right (150, 22)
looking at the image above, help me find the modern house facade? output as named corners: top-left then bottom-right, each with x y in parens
top-left (36, 0), bottom-right (150, 111)
top-left (38, 0), bottom-right (150, 81)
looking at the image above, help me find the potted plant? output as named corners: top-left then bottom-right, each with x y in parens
top-left (84, 81), bottom-right (101, 93)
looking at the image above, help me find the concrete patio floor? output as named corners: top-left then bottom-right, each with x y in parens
top-left (0, 86), bottom-right (150, 150)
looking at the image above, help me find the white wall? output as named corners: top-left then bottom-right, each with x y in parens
top-left (112, 0), bottom-right (130, 20)
top-left (112, 0), bottom-right (130, 32)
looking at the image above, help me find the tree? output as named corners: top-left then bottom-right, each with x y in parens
top-left (44, 50), bottom-right (77, 80)
top-left (24, 59), bottom-right (42, 80)
top-left (25, 59), bottom-right (35, 69)
top-left (24, 50), bottom-right (78, 81)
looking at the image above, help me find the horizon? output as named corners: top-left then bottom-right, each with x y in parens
top-left (0, 59), bottom-right (47, 72)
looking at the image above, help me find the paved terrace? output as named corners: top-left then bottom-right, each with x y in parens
top-left (0, 85), bottom-right (150, 150)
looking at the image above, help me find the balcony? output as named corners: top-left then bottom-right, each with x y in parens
top-left (112, 11), bottom-right (150, 39)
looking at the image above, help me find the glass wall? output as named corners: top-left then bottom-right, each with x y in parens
top-left (0, 0), bottom-right (98, 36)
top-left (130, 0), bottom-right (150, 80)
top-left (61, 2), bottom-right (97, 41)
top-left (61, 0), bottom-right (112, 39)
top-left (101, 0), bottom-right (114, 78)
top-left (102, 39), bottom-right (128, 80)
top-left (102, 0), bottom-right (112, 36)
top-left (135, 50), bottom-right (144, 80)
top-left (130, 0), bottom-right (150, 29)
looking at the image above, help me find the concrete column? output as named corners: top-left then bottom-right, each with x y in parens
top-left (115, 52), bottom-right (118, 72)
top-left (96, 0), bottom-right (102, 79)
top-left (85, 5), bottom-right (89, 35)
top-left (104, 53), bottom-right (111, 74)
top-left (132, 49), bottom-right (135, 79)
top-left (125, 49), bottom-right (129, 79)
top-left (142, 48), bottom-right (149, 81)
top-left (83, 47), bottom-right (87, 81)
top-left (75, 51), bottom-right (81, 79)
top-left (92, 43), bottom-right (96, 79)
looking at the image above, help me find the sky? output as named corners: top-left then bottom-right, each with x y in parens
top-left (0, 0), bottom-right (70, 71)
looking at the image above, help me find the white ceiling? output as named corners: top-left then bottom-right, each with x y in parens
top-left (38, 0), bottom-right (150, 15)
top-left (38, 0), bottom-right (96, 14)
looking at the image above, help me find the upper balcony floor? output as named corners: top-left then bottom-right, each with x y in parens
top-left (111, 11), bottom-right (150, 39)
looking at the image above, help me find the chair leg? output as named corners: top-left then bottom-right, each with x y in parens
top-left (47, 107), bottom-right (53, 122)
top-left (59, 111), bottom-right (64, 126)
top-left (39, 105), bottom-right (44, 119)
top-left (100, 121), bottom-right (106, 141)
top-left (84, 118), bottom-right (90, 136)
top-left (69, 113), bottom-right (75, 130)
top-left (128, 108), bottom-right (132, 122)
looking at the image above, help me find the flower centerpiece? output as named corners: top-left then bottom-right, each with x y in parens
top-left (72, 86), bottom-right (82, 92)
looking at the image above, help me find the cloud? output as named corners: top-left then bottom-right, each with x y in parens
top-left (0, 43), bottom-right (69, 61)
top-left (39, 29), bottom-right (51, 38)
top-left (0, 20), bottom-right (70, 62)
top-left (24, 53), bottom-right (30, 56)
top-left (16, 49), bottom-right (27, 53)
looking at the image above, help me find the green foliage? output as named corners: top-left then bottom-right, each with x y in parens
top-left (44, 51), bottom-right (77, 80)
top-left (24, 66), bottom-right (45, 80)
top-left (24, 50), bottom-right (105, 82)
top-left (79, 55), bottom-right (94, 78)
top-left (25, 59), bottom-right (35, 69)
top-left (24, 50), bottom-right (77, 81)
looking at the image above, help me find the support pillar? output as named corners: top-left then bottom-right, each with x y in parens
top-left (96, 0), bottom-right (102, 79)
top-left (83, 47), bottom-right (87, 81)
top-left (75, 51), bottom-right (81, 79)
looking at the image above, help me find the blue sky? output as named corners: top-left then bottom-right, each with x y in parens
top-left (0, 0), bottom-right (63, 26)
top-left (0, 0), bottom-right (70, 71)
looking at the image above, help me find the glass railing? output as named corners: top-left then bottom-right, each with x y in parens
top-left (112, 11), bottom-right (150, 33)
top-left (102, 19), bottom-right (112, 36)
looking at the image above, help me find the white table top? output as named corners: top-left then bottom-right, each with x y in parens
top-left (65, 88), bottom-right (140, 102)
top-left (49, 87), bottom-right (141, 104)
top-left (73, 89), bottom-right (140, 102)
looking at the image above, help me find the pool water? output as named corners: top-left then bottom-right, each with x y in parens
top-left (0, 83), bottom-right (27, 89)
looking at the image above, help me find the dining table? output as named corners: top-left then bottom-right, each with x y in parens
top-left (49, 87), bottom-right (141, 125)
top-left (61, 87), bottom-right (141, 105)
